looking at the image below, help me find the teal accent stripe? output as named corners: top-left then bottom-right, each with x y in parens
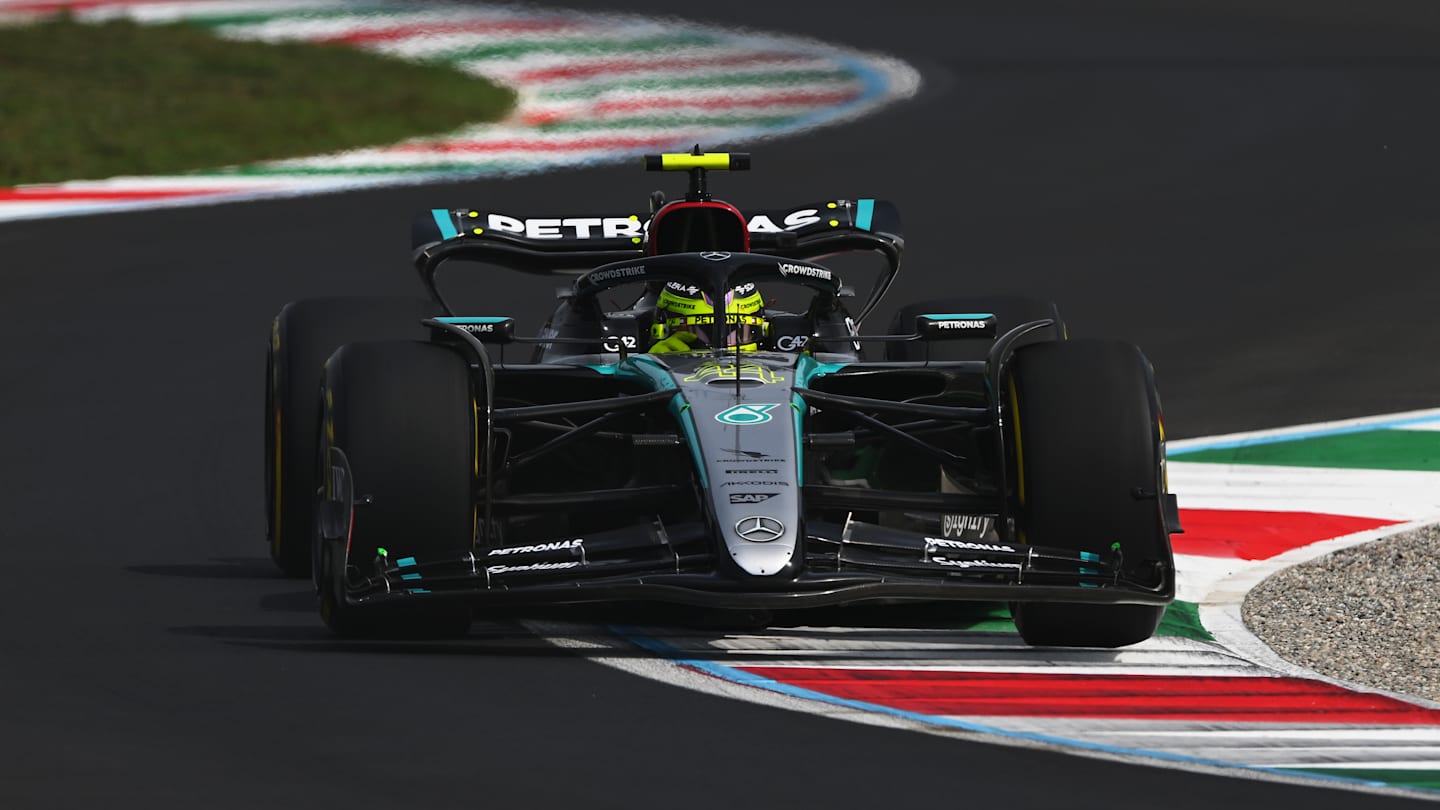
top-left (1080, 551), bottom-right (1100, 585)
top-left (792, 393), bottom-right (806, 480)
top-left (922, 313), bottom-right (996, 320)
top-left (435, 316), bottom-right (511, 323)
top-left (793, 355), bottom-right (849, 481)
top-left (675, 405), bottom-right (708, 490)
top-left (856, 198), bottom-right (875, 230)
top-left (615, 356), bottom-right (708, 489)
top-left (794, 354), bottom-right (851, 385)
top-left (401, 573), bottom-right (423, 581)
top-left (431, 209), bottom-right (458, 240)
top-left (396, 556), bottom-right (417, 567)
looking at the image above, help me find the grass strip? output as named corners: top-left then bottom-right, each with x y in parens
top-left (0, 14), bottom-right (516, 185)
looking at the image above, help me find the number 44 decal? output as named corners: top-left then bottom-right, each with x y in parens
top-left (714, 404), bottom-right (780, 425)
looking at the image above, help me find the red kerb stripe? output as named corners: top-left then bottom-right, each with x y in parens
top-left (0, 187), bottom-right (231, 202)
top-left (515, 52), bottom-right (811, 82)
top-left (738, 667), bottom-right (1440, 724)
top-left (0, 0), bottom-right (202, 13)
top-left (317, 18), bottom-right (577, 45)
top-left (389, 135), bottom-right (685, 154)
top-left (1174, 508), bottom-right (1399, 560)
top-left (591, 89), bottom-right (857, 114)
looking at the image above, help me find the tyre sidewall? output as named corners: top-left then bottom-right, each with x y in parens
top-left (1007, 339), bottom-right (1172, 647)
top-left (318, 339), bottom-right (476, 637)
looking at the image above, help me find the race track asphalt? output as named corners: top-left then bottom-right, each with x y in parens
top-left (4, 1), bottom-right (1440, 807)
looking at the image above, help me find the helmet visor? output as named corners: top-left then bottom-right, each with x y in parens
top-left (665, 313), bottom-right (765, 349)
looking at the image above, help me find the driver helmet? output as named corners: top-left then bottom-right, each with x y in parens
top-left (653, 281), bottom-right (767, 350)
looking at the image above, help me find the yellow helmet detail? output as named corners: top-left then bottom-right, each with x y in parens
top-left (654, 282), bottom-right (767, 350)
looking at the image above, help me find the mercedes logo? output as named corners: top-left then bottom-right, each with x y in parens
top-left (700, 251), bottom-right (731, 261)
top-left (735, 515), bottom-right (785, 542)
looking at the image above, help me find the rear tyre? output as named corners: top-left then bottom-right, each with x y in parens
top-left (264, 296), bottom-right (440, 577)
top-left (316, 340), bottom-right (476, 639)
top-left (1006, 339), bottom-right (1172, 648)
top-left (885, 295), bottom-right (1065, 362)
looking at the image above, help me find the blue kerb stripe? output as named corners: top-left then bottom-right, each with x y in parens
top-left (782, 56), bottom-right (890, 134)
top-left (856, 198), bottom-right (875, 231)
top-left (401, 573), bottom-right (423, 581)
top-left (607, 626), bottom-right (1398, 792)
top-left (431, 209), bottom-right (458, 240)
top-left (396, 556), bottom-right (417, 567)
top-left (1168, 413), bottom-right (1440, 456)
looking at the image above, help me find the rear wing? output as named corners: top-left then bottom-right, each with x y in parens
top-left (410, 199), bottom-right (904, 319)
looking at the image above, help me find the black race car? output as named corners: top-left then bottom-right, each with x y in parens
top-left (264, 151), bottom-right (1182, 647)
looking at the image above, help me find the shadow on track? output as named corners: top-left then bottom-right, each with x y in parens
top-left (163, 597), bottom-right (1023, 661)
top-left (127, 556), bottom-right (280, 579)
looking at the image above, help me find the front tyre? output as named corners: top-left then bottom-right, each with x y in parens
top-left (1006, 339), bottom-right (1173, 648)
top-left (316, 340), bottom-right (476, 639)
top-left (265, 296), bottom-right (439, 577)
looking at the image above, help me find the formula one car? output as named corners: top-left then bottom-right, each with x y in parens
top-left (264, 151), bottom-right (1182, 647)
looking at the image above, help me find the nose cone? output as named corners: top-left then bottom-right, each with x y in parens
top-left (657, 352), bottom-right (805, 579)
top-left (728, 514), bottom-right (796, 576)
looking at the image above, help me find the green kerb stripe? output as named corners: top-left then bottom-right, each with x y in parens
top-left (185, 10), bottom-right (413, 28)
top-left (1172, 428), bottom-right (1440, 471)
top-left (532, 114), bottom-right (799, 130)
top-left (895, 600), bottom-right (1209, 638)
top-left (206, 161), bottom-right (537, 176)
top-left (1292, 768), bottom-right (1440, 793)
top-left (940, 602), bottom-right (1017, 633)
top-left (1157, 600), bottom-right (1213, 641)
top-left (440, 33), bottom-right (720, 62)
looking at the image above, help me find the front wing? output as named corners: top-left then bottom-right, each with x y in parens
top-left (334, 518), bottom-right (1174, 611)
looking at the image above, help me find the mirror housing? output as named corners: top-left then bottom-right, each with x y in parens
top-left (914, 313), bottom-right (997, 340)
top-left (430, 316), bottom-right (516, 344)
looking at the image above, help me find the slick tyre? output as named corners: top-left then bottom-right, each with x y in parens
top-left (316, 340), bottom-right (475, 639)
top-left (1006, 339), bottom-right (1172, 648)
top-left (264, 296), bottom-right (440, 577)
top-left (885, 295), bottom-right (1065, 362)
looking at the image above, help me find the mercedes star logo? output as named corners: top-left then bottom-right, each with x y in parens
top-left (700, 251), bottom-right (731, 261)
top-left (735, 515), bottom-right (785, 543)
